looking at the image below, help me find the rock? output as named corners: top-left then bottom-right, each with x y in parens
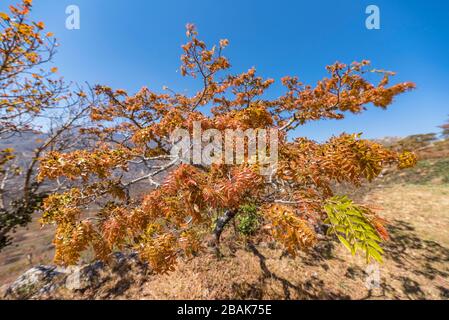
top-left (3, 253), bottom-right (150, 300)
top-left (4, 265), bottom-right (67, 299)
top-left (65, 261), bottom-right (106, 291)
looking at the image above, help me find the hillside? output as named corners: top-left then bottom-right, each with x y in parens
top-left (1, 156), bottom-right (449, 300)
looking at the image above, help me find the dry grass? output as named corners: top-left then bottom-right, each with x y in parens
top-left (365, 184), bottom-right (449, 245)
top-left (117, 183), bottom-right (449, 300)
top-left (0, 221), bottom-right (55, 293)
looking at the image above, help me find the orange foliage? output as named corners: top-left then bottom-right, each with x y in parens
top-left (1, 0), bottom-right (62, 135)
top-left (36, 24), bottom-right (416, 270)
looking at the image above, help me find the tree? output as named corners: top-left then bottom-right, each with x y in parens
top-left (440, 116), bottom-right (449, 139)
top-left (395, 133), bottom-right (438, 152)
top-left (38, 23), bottom-right (416, 273)
top-left (0, 0), bottom-right (89, 249)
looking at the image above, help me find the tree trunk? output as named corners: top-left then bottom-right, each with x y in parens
top-left (212, 209), bottom-right (237, 257)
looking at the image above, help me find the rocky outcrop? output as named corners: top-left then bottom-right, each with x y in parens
top-left (4, 253), bottom-right (150, 300)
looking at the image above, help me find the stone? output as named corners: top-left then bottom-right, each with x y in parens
top-left (3, 253), bottom-right (150, 299)
top-left (65, 261), bottom-right (106, 291)
top-left (4, 265), bottom-right (67, 299)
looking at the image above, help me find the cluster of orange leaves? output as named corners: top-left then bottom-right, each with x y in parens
top-left (264, 204), bottom-right (317, 256)
top-left (39, 148), bottom-right (131, 182)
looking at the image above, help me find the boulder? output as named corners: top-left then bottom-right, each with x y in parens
top-left (4, 265), bottom-right (67, 299)
top-left (4, 253), bottom-right (150, 300)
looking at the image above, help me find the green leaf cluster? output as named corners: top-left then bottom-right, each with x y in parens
top-left (236, 203), bottom-right (260, 236)
top-left (324, 196), bottom-right (384, 263)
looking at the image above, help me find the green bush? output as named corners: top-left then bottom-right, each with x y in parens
top-left (236, 204), bottom-right (260, 236)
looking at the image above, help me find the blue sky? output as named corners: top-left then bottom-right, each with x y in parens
top-left (2, 0), bottom-right (448, 141)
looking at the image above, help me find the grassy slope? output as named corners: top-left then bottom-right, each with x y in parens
top-left (1, 158), bottom-right (449, 299)
top-left (0, 222), bottom-right (55, 291)
top-left (123, 182), bottom-right (449, 300)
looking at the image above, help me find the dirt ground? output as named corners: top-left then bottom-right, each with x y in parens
top-left (1, 172), bottom-right (449, 299)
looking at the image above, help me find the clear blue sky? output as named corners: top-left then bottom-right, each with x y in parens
top-left (2, 0), bottom-right (448, 141)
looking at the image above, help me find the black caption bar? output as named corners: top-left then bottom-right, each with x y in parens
top-left (1, 300), bottom-right (446, 319)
